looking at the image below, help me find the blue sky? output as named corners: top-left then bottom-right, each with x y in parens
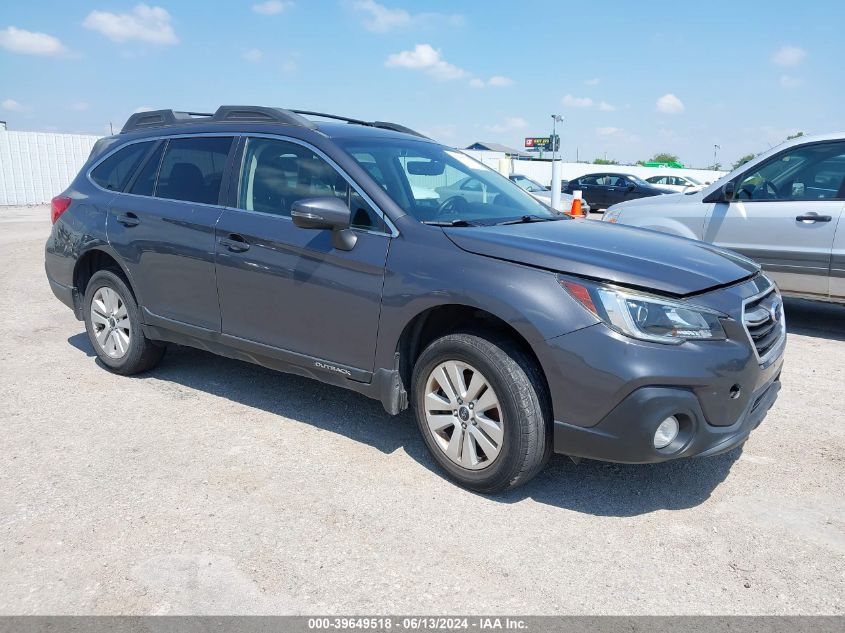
top-left (1, 0), bottom-right (843, 167)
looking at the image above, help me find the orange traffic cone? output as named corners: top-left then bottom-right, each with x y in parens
top-left (569, 196), bottom-right (584, 218)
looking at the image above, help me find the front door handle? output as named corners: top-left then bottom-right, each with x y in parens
top-left (115, 212), bottom-right (139, 227)
top-left (220, 234), bottom-right (250, 253)
top-left (795, 213), bottom-right (832, 223)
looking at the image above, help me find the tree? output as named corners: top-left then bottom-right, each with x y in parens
top-left (786, 131), bottom-right (804, 140)
top-left (592, 158), bottom-right (619, 165)
top-left (733, 153), bottom-right (756, 169)
top-left (649, 152), bottom-right (680, 164)
top-left (706, 163), bottom-right (723, 171)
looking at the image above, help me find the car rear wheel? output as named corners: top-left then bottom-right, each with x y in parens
top-left (83, 270), bottom-right (165, 375)
top-left (412, 332), bottom-right (551, 493)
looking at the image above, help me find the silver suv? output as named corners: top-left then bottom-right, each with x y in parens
top-left (603, 132), bottom-right (845, 304)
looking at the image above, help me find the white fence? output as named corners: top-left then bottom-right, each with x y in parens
top-left (0, 130), bottom-right (101, 205)
top-left (462, 150), bottom-right (726, 186)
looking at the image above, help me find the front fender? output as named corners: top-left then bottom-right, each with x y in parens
top-left (373, 225), bottom-right (599, 372)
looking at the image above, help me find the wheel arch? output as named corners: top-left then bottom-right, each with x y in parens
top-left (73, 246), bottom-right (140, 306)
top-left (394, 303), bottom-right (552, 415)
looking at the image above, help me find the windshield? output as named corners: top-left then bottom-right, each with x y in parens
top-left (685, 176), bottom-right (702, 185)
top-left (336, 138), bottom-right (556, 225)
top-left (627, 174), bottom-right (649, 186)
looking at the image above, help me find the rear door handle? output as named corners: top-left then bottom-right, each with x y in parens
top-left (219, 234), bottom-right (250, 252)
top-left (115, 212), bottom-right (139, 227)
top-left (795, 213), bottom-right (832, 223)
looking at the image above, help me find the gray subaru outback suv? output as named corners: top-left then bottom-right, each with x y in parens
top-left (45, 106), bottom-right (785, 492)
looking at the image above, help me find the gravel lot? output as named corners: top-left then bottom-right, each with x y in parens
top-left (1, 205), bottom-right (843, 615)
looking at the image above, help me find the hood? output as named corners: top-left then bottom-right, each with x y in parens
top-left (444, 219), bottom-right (759, 297)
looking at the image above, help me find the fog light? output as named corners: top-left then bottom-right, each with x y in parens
top-left (653, 416), bottom-right (680, 449)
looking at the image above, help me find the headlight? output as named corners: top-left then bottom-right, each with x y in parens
top-left (560, 277), bottom-right (726, 344)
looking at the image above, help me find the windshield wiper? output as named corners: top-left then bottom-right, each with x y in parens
top-left (497, 214), bottom-right (562, 225)
top-left (422, 219), bottom-right (476, 227)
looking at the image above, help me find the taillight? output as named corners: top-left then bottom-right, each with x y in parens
top-left (51, 196), bottom-right (72, 224)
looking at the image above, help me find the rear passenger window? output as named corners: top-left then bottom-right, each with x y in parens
top-left (155, 137), bottom-right (233, 205)
top-left (90, 142), bottom-right (151, 191)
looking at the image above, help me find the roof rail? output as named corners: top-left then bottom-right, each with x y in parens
top-left (121, 105), bottom-right (317, 133)
top-left (291, 110), bottom-right (429, 139)
top-left (121, 110), bottom-right (212, 133)
top-left (120, 105), bottom-right (426, 138)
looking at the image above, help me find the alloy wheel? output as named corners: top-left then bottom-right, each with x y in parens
top-left (90, 286), bottom-right (131, 359)
top-left (424, 360), bottom-right (504, 470)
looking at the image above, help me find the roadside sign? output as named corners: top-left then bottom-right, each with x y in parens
top-left (525, 135), bottom-right (559, 151)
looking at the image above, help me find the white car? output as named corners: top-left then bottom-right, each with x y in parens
top-left (509, 174), bottom-right (592, 213)
top-left (645, 174), bottom-right (706, 193)
top-left (603, 131), bottom-right (845, 304)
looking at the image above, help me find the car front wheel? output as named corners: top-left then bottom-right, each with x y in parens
top-left (411, 332), bottom-right (551, 493)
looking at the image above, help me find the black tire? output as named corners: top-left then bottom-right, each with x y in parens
top-left (83, 269), bottom-right (165, 375)
top-left (411, 332), bottom-right (551, 493)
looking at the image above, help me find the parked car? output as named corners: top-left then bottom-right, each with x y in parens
top-left (645, 174), bottom-right (706, 193)
top-left (509, 174), bottom-right (549, 193)
top-left (509, 174), bottom-right (592, 213)
top-left (45, 105), bottom-right (784, 492)
top-left (603, 132), bottom-right (845, 304)
top-left (564, 172), bottom-right (673, 210)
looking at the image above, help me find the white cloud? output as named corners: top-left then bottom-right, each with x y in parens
top-left (584, 78), bottom-right (600, 86)
top-left (353, 0), bottom-right (410, 32)
top-left (562, 95), bottom-right (593, 108)
top-left (486, 117), bottom-right (528, 133)
top-left (598, 101), bottom-right (615, 112)
top-left (70, 101), bottom-right (89, 111)
top-left (243, 48), bottom-right (263, 63)
top-left (656, 93), bottom-right (684, 114)
top-left (133, 105), bottom-right (154, 113)
top-left (596, 126), bottom-right (620, 136)
top-left (352, 1), bottom-right (462, 33)
top-left (772, 45), bottom-right (806, 67)
top-left (385, 44), bottom-right (466, 81)
top-left (0, 26), bottom-right (66, 56)
top-left (1, 98), bottom-right (27, 112)
top-left (252, 1), bottom-right (293, 15)
top-left (470, 75), bottom-right (513, 88)
top-left (779, 74), bottom-right (803, 89)
top-left (83, 4), bottom-right (178, 45)
top-left (487, 75), bottom-right (513, 88)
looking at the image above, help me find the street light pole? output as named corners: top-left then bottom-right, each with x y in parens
top-left (713, 144), bottom-right (720, 170)
top-left (550, 114), bottom-right (564, 211)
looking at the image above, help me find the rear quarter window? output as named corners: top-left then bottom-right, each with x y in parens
top-left (90, 142), bottom-right (152, 191)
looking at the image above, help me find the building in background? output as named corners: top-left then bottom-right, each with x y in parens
top-left (465, 141), bottom-right (531, 158)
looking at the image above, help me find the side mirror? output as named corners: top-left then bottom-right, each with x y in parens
top-left (291, 197), bottom-right (358, 251)
top-left (626, 184), bottom-right (636, 192)
top-left (722, 180), bottom-right (736, 201)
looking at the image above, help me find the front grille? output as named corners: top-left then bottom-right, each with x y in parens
top-left (742, 285), bottom-right (786, 364)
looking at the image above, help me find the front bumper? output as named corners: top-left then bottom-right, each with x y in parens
top-left (541, 274), bottom-right (785, 463)
top-left (552, 374), bottom-right (781, 463)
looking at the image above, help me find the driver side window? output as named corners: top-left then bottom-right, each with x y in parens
top-left (736, 141), bottom-right (845, 202)
top-left (239, 137), bottom-right (384, 231)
